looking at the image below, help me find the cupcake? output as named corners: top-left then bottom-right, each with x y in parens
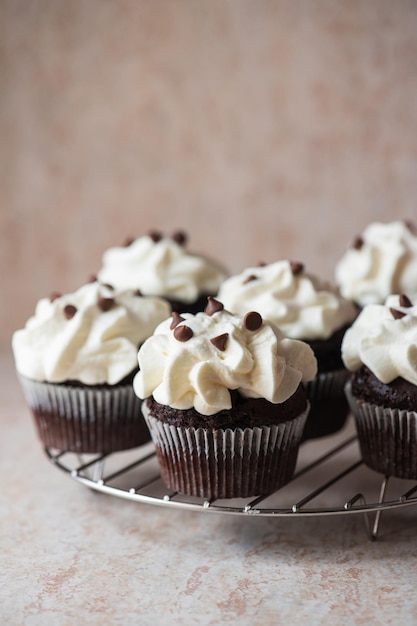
top-left (342, 294), bottom-right (417, 479)
top-left (97, 230), bottom-right (227, 314)
top-left (335, 220), bottom-right (417, 308)
top-left (12, 281), bottom-right (171, 453)
top-left (133, 297), bottom-right (317, 499)
top-left (217, 260), bottom-right (357, 439)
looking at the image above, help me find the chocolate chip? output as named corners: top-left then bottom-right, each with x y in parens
top-left (352, 236), bottom-right (364, 250)
top-left (87, 274), bottom-right (97, 284)
top-left (149, 230), bottom-right (163, 243)
top-left (133, 289), bottom-right (142, 297)
top-left (210, 333), bottom-right (229, 351)
top-left (49, 292), bottom-right (61, 302)
top-left (123, 237), bottom-right (135, 247)
top-left (399, 294), bottom-right (413, 308)
top-left (102, 283), bottom-right (114, 291)
top-left (63, 304), bottom-right (77, 319)
top-left (172, 230), bottom-right (187, 246)
top-left (404, 220), bottom-right (416, 234)
top-left (205, 297), bottom-right (224, 316)
top-left (390, 308), bottom-right (406, 320)
top-left (98, 297), bottom-right (115, 312)
top-left (170, 312), bottom-right (185, 329)
top-left (173, 325), bottom-right (193, 342)
top-left (258, 261), bottom-right (267, 267)
top-left (243, 274), bottom-right (258, 284)
top-left (244, 311), bottom-right (262, 331)
top-left (290, 262), bottom-right (304, 276)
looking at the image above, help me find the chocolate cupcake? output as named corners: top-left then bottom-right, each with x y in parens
top-left (342, 294), bottom-right (417, 479)
top-left (97, 230), bottom-right (227, 314)
top-left (335, 220), bottom-right (417, 308)
top-left (12, 281), bottom-right (171, 453)
top-left (133, 298), bottom-right (317, 499)
top-left (217, 260), bottom-right (357, 439)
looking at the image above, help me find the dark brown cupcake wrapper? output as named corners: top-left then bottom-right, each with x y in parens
top-left (345, 381), bottom-right (417, 479)
top-left (18, 374), bottom-right (150, 453)
top-left (302, 369), bottom-right (350, 440)
top-left (142, 401), bottom-right (309, 499)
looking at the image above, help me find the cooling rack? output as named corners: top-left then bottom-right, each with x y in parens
top-left (44, 418), bottom-right (417, 541)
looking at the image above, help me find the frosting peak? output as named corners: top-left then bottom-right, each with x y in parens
top-left (12, 282), bottom-right (171, 385)
top-left (341, 294), bottom-right (417, 385)
top-left (97, 233), bottom-right (227, 303)
top-left (217, 260), bottom-right (356, 340)
top-left (133, 303), bottom-right (317, 415)
top-left (335, 221), bottom-right (417, 306)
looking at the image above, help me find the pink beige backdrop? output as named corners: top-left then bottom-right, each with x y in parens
top-left (2, 0), bottom-right (417, 345)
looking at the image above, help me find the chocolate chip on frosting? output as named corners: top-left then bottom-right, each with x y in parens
top-left (123, 237), bottom-right (135, 247)
top-left (244, 311), bottom-right (262, 331)
top-left (352, 236), bottom-right (364, 250)
top-left (205, 296), bottom-right (224, 316)
top-left (404, 220), bottom-right (417, 234)
top-left (173, 325), bottom-right (193, 342)
top-left (172, 230), bottom-right (187, 246)
top-left (210, 333), bottom-right (229, 351)
top-left (243, 274), bottom-right (258, 285)
top-left (170, 312), bottom-right (185, 329)
top-left (399, 294), bottom-right (413, 308)
top-left (63, 304), bottom-right (77, 319)
top-left (390, 308), bottom-right (407, 320)
top-left (290, 262), bottom-right (304, 276)
top-left (98, 297), bottom-right (115, 312)
top-left (49, 292), bottom-right (61, 302)
top-left (148, 230), bottom-right (163, 243)
top-left (87, 274), bottom-right (98, 284)
top-left (133, 288), bottom-right (143, 297)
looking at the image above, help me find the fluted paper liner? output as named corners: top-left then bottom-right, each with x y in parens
top-left (142, 402), bottom-right (309, 499)
top-left (302, 368), bottom-right (350, 440)
top-left (18, 375), bottom-right (150, 453)
top-left (345, 381), bottom-right (417, 479)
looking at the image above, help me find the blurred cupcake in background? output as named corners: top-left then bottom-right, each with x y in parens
top-left (217, 260), bottom-right (357, 439)
top-left (335, 220), bottom-right (417, 308)
top-left (134, 298), bottom-right (317, 499)
top-left (343, 293), bottom-right (417, 479)
top-left (97, 230), bottom-right (227, 314)
top-left (12, 281), bottom-right (170, 453)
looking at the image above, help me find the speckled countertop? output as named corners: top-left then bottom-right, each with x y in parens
top-left (2, 346), bottom-right (417, 626)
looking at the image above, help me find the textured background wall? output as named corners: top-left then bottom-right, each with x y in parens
top-left (2, 0), bottom-right (417, 344)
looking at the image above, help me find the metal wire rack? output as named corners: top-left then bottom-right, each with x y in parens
top-left (45, 418), bottom-right (417, 541)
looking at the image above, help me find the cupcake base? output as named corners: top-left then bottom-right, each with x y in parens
top-left (302, 369), bottom-right (350, 440)
top-left (345, 382), bottom-right (417, 480)
top-left (142, 400), bottom-right (309, 499)
top-left (18, 375), bottom-right (150, 453)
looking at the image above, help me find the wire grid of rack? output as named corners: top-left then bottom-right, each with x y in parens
top-left (45, 419), bottom-right (417, 541)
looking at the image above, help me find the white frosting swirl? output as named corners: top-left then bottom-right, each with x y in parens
top-left (335, 221), bottom-right (417, 306)
top-left (217, 260), bottom-right (356, 340)
top-left (97, 235), bottom-right (227, 303)
top-left (12, 282), bottom-right (171, 385)
top-left (133, 306), bottom-right (317, 415)
top-left (341, 294), bottom-right (417, 384)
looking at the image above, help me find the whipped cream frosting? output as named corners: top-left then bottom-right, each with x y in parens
top-left (335, 221), bottom-right (417, 306)
top-left (133, 300), bottom-right (317, 415)
top-left (12, 282), bottom-right (171, 385)
top-left (97, 233), bottom-right (227, 303)
top-left (342, 294), bottom-right (417, 385)
top-left (217, 260), bottom-right (356, 340)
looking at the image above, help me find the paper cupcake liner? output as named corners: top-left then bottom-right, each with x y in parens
top-left (142, 402), bottom-right (309, 499)
top-left (18, 375), bottom-right (150, 453)
top-left (302, 369), bottom-right (350, 440)
top-left (345, 382), bottom-right (417, 480)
